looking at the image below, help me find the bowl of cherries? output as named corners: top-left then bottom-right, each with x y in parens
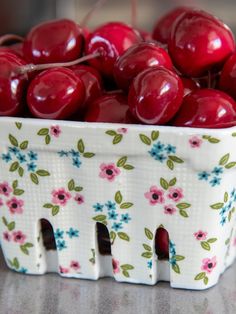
top-left (0, 4), bottom-right (236, 290)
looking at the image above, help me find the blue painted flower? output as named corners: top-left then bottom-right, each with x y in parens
top-left (120, 213), bottom-right (131, 223)
top-left (9, 147), bottom-right (19, 155)
top-left (2, 153), bottom-right (12, 162)
top-left (198, 171), bottom-right (210, 181)
top-left (112, 222), bottom-right (123, 231)
top-left (148, 149), bottom-right (158, 158)
top-left (56, 240), bottom-right (67, 250)
top-left (19, 267), bottom-right (28, 273)
top-left (16, 153), bottom-right (26, 163)
top-left (233, 194), bottom-right (236, 202)
top-left (93, 203), bottom-right (104, 212)
top-left (165, 144), bottom-right (176, 154)
top-left (58, 150), bottom-right (68, 157)
top-left (153, 141), bottom-right (165, 152)
top-left (54, 229), bottom-right (64, 240)
top-left (105, 201), bottom-right (116, 211)
top-left (108, 211), bottom-right (118, 220)
top-left (66, 228), bottom-right (79, 238)
top-left (211, 167), bottom-right (223, 176)
top-left (170, 257), bottom-right (177, 266)
top-left (155, 154), bottom-right (167, 163)
top-left (72, 157), bottom-right (82, 168)
top-left (69, 149), bottom-right (80, 158)
top-left (209, 177), bottom-right (221, 187)
top-left (27, 162), bottom-right (37, 172)
top-left (220, 207), bottom-right (227, 216)
top-left (28, 151), bottom-right (38, 161)
top-left (147, 260), bottom-right (152, 269)
top-left (226, 201), bottom-right (232, 211)
top-left (220, 216), bottom-right (226, 226)
top-left (230, 188), bottom-right (236, 198)
top-left (169, 241), bottom-right (176, 256)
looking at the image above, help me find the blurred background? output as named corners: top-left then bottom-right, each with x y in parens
top-left (0, 0), bottom-right (236, 35)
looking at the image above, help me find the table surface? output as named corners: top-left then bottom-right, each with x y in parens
top-left (0, 252), bottom-right (235, 314)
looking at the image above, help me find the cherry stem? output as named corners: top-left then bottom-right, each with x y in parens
top-left (131, 0), bottom-right (137, 28)
top-left (81, 0), bottom-right (108, 28)
top-left (0, 34), bottom-right (24, 46)
top-left (14, 52), bottom-right (101, 75)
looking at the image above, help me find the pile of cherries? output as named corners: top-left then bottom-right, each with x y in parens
top-left (2, 5), bottom-right (236, 128)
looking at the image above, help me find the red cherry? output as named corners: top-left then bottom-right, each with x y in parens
top-left (27, 68), bottom-right (85, 119)
top-left (169, 10), bottom-right (235, 77)
top-left (70, 65), bottom-right (103, 107)
top-left (172, 89), bottom-right (236, 128)
top-left (0, 52), bottom-right (28, 116)
top-left (128, 67), bottom-right (183, 125)
top-left (84, 92), bottom-right (129, 123)
top-left (114, 41), bottom-right (173, 92)
top-left (152, 6), bottom-right (190, 44)
top-left (219, 52), bottom-right (236, 100)
top-left (85, 22), bottom-right (142, 78)
top-left (23, 19), bottom-right (84, 64)
top-left (155, 228), bottom-right (169, 260)
top-left (181, 77), bottom-right (200, 96)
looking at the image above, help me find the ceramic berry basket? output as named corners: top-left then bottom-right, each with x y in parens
top-left (0, 116), bottom-right (236, 290)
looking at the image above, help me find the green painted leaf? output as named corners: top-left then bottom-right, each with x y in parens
top-left (228, 211), bottom-right (232, 222)
top-left (121, 264), bottom-right (134, 270)
top-left (83, 152), bottom-right (95, 158)
top-left (151, 131), bottom-right (159, 141)
top-left (141, 252), bottom-right (152, 258)
top-left (122, 270), bottom-right (130, 277)
top-left (194, 272), bottom-right (206, 280)
top-left (36, 170), bottom-right (50, 176)
top-left (52, 205), bottom-right (60, 216)
top-left (43, 203), bottom-right (53, 208)
top-left (77, 139), bottom-right (85, 153)
top-left (117, 156), bottom-right (127, 167)
top-left (204, 276), bottom-right (209, 285)
top-left (106, 130), bottom-right (117, 136)
top-left (37, 128), bottom-right (49, 136)
top-left (176, 203), bottom-right (191, 210)
top-left (93, 215), bottom-right (107, 222)
top-left (18, 167), bottom-right (24, 177)
top-left (202, 135), bottom-right (211, 140)
top-left (224, 192), bottom-right (228, 203)
top-left (20, 245), bottom-right (29, 255)
top-left (68, 179), bottom-right (75, 191)
top-left (9, 134), bottom-right (18, 147)
top-left (143, 244), bottom-right (152, 251)
top-left (9, 161), bottom-right (19, 172)
top-left (201, 241), bottom-right (210, 251)
top-left (20, 141), bottom-right (28, 150)
top-left (110, 231), bottom-right (116, 242)
top-left (12, 180), bottom-right (18, 189)
top-left (13, 257), bottom-right (19, 269)
top-left (120, 202), bottom-right (133, 209)
top-left (160, 178), bottom-right (169, 190)
top-left (15, 122), bottom-right (22, 130)
top-left (167, 159), bottom-right (174, 170)
top-left (168, 155), bottom-right (184, 163)
top-left (13, 189), bottom-right (24, 196)
top-left (117, 232), bottom-right (130, 241)
top-left (30, 173), bottom-right (39, 185)
top-left (210, 203), bottom-right (224, 209)
top-left (219, 153), bottom-right (230, 166)
top-left (232, 132), bottom-right (236, 137)
top-left (145, 228), bottom-right (153, 240)
top-left (24, 242), bottom-right (33, 248)
top-left (169, 177), bottom-right (177, 186)
top-left (74, 186), bottom-right (83, 192)
top-left (2, 217), bottom-right (8, 226)
top-left (113, 134), bottom-right (123, 144)
top-left (174, 255), bottom-right (185, 261)
top-left (45, 135), bottom-right (51, 145)
top-left (115, 191), bottom-right (122, 204)
top-left (225, 162), bottom-right (236, 169)
top-left (139, 134), bottom-right (151, 145)
top-left (172, 263), bottom-right (180, 274)
top-left (208, 137), bottom-right (220, 143)
top-left (225, 238), bottom-right (230, 245)
top-left (207, 238), bottom-right (217, 243)
top-left (123, 164), bottom-right (134, 170)
top-left (179, 209), bottom-right (189, 218)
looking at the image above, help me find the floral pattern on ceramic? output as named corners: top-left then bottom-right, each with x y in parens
top-left (105, 128), bottom-right (128, 145)
top-left (37, 125), bottom-right (62, 144)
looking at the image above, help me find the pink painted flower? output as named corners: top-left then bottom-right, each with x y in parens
top-left (52, 188), bottom-right (71, 206)
top-left (117, 128), bottom-right (128, 134)
top-left (201, 256), bottom-right (217, 274)
top-left (112, 259), bottom-right (120, 274)
top-left (194, 230), bottom-right (208, 241)
top-left (0, 182), bottom-right (12, 196)
top-left (145, 186), bottom-right (165, 205)
top-left (50, 125), bottom-right (61, 137)
top-left (189, 136), bottom-right (202, 148)
top-left (167, 187), bottom-right (184, 203)
top-left (0, 198), bottom-right (3, 206)
top-left (3, 231), bottom-right (11, 242)
top-left (99, 163), bottom-right (121, 182)
top-left (70, 261), bottom-right (80, 271)
top-left (12, 231), bottom-right (26, 244)
top-left (6, 197), bottom-right (24, 214)
top-left (74, 194), bottom-right (84, 205)
top-left (164, 204), bottom-right (177, 215)
top-left (59, 266), bottom-right (69, 274)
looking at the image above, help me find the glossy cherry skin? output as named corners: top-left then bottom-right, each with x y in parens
top-left (0, 43), bottom-right (24, 58)
top-left (84, 92), bottom-right (129, 123)
top-left (152, 6), bottom-right (190, 44)
top-left (219, 52), bottom-right (236, 100)
top-left (27, 67), bottom-right (85, 120)
top-left (0, 52), bottom-right (28, 116)
top-left (23, 19), bottom-right (84, 64)
top-left (172, 89), bottom-right (236, 128)
top-left (113, 41), bottom-right (173, 92)
top-left (155, 228), bottom-right (169, 260)
top-left (85, 22), bottom-right (142, 79)
top-left (70, 65), bottom-right (103, 107)
top-left (128, 67), bottom-right (184, 125)
top-left (138, 29), bottom-right (152, 41)
top-left (169, 10), bottom-right (235, 77)
top-left (181, 77), bottom-right (200, 96)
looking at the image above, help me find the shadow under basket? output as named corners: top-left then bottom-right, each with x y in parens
top-left (0, 117), bottom-right (235, 290)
